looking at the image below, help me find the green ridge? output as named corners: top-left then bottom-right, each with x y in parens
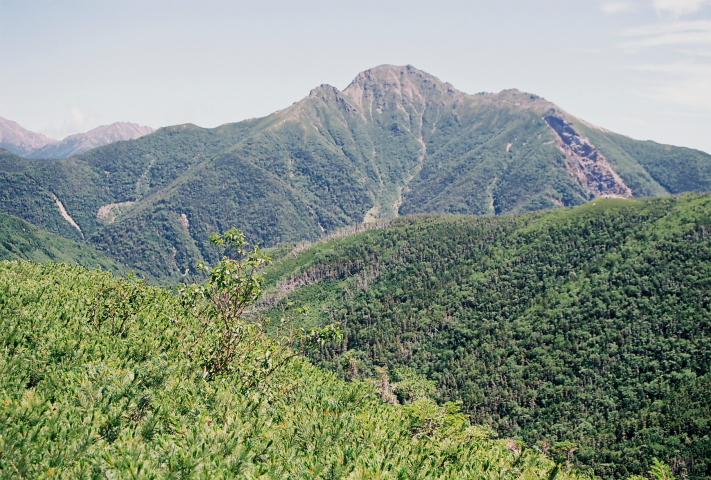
top-left (0, 211), bottom-right (131, 276)
top-left (262, 193), bottom-right (711, 478)
top-left (1, 66), bottom-right (710, 282)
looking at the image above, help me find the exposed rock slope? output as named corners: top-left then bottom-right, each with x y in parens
top-left (0, 116), bottom-right (56, 157)
top-left (544, 112), bottom-right (632, 197)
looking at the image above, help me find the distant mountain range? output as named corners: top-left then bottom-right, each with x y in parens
top-left (0, 117), bottom-right (154, 159)
top-left (1, 64), bottom-right (710, 281)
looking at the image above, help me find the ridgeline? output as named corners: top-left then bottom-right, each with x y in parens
top-left (1, 260), bottom-right (592, 479)
top-left (2, 66), bottom-right (711, 282)
top-left (261, 193), bottom-right (711, 478)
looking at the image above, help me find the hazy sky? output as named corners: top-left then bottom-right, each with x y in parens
top-left (2, 0), bottom-right (710, 153)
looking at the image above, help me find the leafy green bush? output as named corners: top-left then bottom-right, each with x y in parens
top-left (177, 228), bottom-right (341, 385)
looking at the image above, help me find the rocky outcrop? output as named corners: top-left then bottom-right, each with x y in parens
top-left (342, 64), bottom-right (461, 119)
top-left (545, 112), bottom-right (632, 198)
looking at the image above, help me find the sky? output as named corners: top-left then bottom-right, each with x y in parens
top-left (1, 0), bottom-right (710, 153)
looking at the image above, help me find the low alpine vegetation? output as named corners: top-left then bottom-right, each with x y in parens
top-left (1, 243), bottom-right (594, 478)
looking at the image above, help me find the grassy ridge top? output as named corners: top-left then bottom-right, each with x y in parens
top-left (0, 260), bottom-right (592, 479)
top-left (261, 193), bottom-right (711, 478)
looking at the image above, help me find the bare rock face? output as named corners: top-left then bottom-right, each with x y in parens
top-left (342, 64), bottom-right (462, 119)
top-left (544, 112), bottom-right (632, 198)
top-left (0, 117), bottom-right (56, 157)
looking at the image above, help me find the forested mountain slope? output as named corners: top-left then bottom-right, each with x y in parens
top-left (1, 65), bottom-right (710, 281)
top-left (0, 260), bottom-right (595, 479)
top-left (0, 211), bottom-right (131, 276)
top-left (261, 193), bottom-right (711, 479)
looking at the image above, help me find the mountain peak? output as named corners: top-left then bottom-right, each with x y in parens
top-left (341, 65), bottom-right (462, 115)
top-left (344, 64), bottom-right (451, 93)
top-left (308, 84), bottom-right (340, 97)
top-left (0, 117), bottom-right (154, 159)
top-left (64, 122), bottom-right (154, 144)
top-left (0, 116), bottom-right (57, 156)
top-left (31, 122), bottom-right (154, 159)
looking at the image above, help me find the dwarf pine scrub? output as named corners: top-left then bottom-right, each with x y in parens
top-left (0, 255), bottom-right (603, 479)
